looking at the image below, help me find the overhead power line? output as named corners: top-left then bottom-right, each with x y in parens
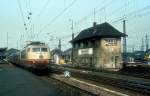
top-left (37, 0), bottom-right (51, 18)
top-left (25, 0), bottom-right (29, 13)
top-left (60, 4), bottom-right (150, 42)
top-left (109, 5), bottom-right (150, 24)
top-left (38, 0), bottom-right (78, 35)
top-left (28, 0), bottom-right (31, 13)
top-left (17, 0), bottom-right (26, 27)
top-left (60, 0), bottom-right (119, 41)
top-left (107, 0), bottom-right (134, 21)
top-left (17, 0), bottom-right (29, 48)
top-left (17, 0), bottom-right (29, 41)
top-left (75, 0), bottom-right (114, 27)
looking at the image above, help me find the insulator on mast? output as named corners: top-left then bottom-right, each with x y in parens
top-left (27, 16), bottom-right (30, 20)
top-left (29, 12), bottom-right (32, 15)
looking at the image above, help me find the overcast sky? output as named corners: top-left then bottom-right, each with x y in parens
top-left (0, 0), bottom-right (150, 51)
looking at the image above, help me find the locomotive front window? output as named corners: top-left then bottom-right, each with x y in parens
top-left (41, 48), bottom-right (48, 52)
top-left (32, 48), bottom-right (40, 52)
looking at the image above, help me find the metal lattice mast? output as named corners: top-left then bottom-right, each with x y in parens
top-left (146, 35), bottom-right (149, 51)
top-left (123, 20), bottom-right (127, 64)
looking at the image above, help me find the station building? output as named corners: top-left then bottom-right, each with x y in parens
top-left (71, 22), bottom-right (127, 71)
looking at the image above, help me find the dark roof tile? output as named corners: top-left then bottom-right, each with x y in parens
top-left (71, 22), bottom-right (127, 43)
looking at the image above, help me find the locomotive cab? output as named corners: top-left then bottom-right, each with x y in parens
top-left (19, 42), bottom-right (51, 70)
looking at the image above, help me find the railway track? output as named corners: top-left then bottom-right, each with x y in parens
top-left (61, 64), bottom-right (150, 80)
top-left (50, 65), bottom-right (150, 95)
top-left (119, 72), bottom-right (150, 79)
top-left (119, 66), bottom-right (150, 79)
top-left (39, 75), bottom-right (96, 96)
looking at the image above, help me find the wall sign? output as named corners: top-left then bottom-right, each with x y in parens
top-left (78, 48), bottom-right (93, 55)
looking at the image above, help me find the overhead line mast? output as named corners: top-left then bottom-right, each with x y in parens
top-left (141, 38), bottom-right (144, 51)
top-left (123, 20), bottom-right (127, 66)
top-left (146, 35), bottom-right (149, 51)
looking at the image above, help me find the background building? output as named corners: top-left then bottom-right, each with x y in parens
top-left (51, 48), bottom-right (64, 64)
top-left (71, 22), bottom-right (126, 71)
top-left (62, 48), bottom-right (72, 64)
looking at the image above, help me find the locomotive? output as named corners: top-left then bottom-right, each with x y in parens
top-left (9, 41), bottom-right (51, 72)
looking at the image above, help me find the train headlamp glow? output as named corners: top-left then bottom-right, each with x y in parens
top-left (39, 55), bottom-right (43, 59)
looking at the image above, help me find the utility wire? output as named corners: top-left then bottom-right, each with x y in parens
top-left (25, 0), bottom-right (35, 41)
top-left (17, 0), bottom-right (26, 27)
top-left (62, 0), bottom-right (118, 40)
top-left (74, 0), bottom-right (115, 37)
top-left (75, 0), bottom-right (114, 26)
top-left (28, 0), bottom-right (31, 14)
top-left (95, 0), bottom-right (106, 9)
top-left (37, 0), bottom-right (51, 18)
top-left (60, 4), bottom-right (150, 42)
top-left (107, 0), bottom-right (133, 21)
top-left (25, 0), bottom-right (30, 14)
top-left (17, 0), bottom-right (29, 44)
top-left (109, 5), bottom-right (150, 24)
top-left (38, 0), bottom-right (77, 35)
top-left (39, 0), bottom-right (113, 42)
top-left (60, 1), bottom-right (150, 51)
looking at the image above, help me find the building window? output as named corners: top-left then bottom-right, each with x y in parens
top-left (75, 43), bottom-right (78, 49)
top-left (80, 42), bottom-right (84, 48)
top-left (106, 38), bottom-right (117, 46)
top-left (88, 41), bottom-right (92, 48)
top-left (94, 40), bottom-right (99, 48)
top-left (83, 41), bottom-right (88, 48)
top-left (91, 40), bottom-right (99, 48)
top-left (73, 44), bottom-right (75, 48)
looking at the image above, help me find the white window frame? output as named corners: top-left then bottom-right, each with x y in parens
top-left (106, 38), bottom-right (117, 46)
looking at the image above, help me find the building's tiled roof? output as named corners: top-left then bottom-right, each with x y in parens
top-left (71, 22), bottom-right (127, 43)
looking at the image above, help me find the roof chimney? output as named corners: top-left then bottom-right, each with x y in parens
top-left (93, 22), bottom-right (97, 33)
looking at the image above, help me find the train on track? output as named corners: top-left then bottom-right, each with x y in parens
top-left (8, 41), bottom-right (51, 72)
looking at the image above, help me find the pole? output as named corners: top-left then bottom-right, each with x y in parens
top-left (70, 19), bottom-right (74, 64)
top-left (132, 45), bottom-right (134, 53)
top-left (146, 35), bottom-right (148, 51)
top-left (58, 39), bottom-right (61, 51)
top-left (71, 20), bottom-right (74, 39)
top-left (123, 20), bottom-right (127, 67)
top-left (141, 38), bottom-right (144, 51)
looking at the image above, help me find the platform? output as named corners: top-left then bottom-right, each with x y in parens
top-left (0, 63), bottom-right (59, 96)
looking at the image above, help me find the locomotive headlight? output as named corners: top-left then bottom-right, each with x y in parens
top-left (39, 55), bottom-right (43, 59)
